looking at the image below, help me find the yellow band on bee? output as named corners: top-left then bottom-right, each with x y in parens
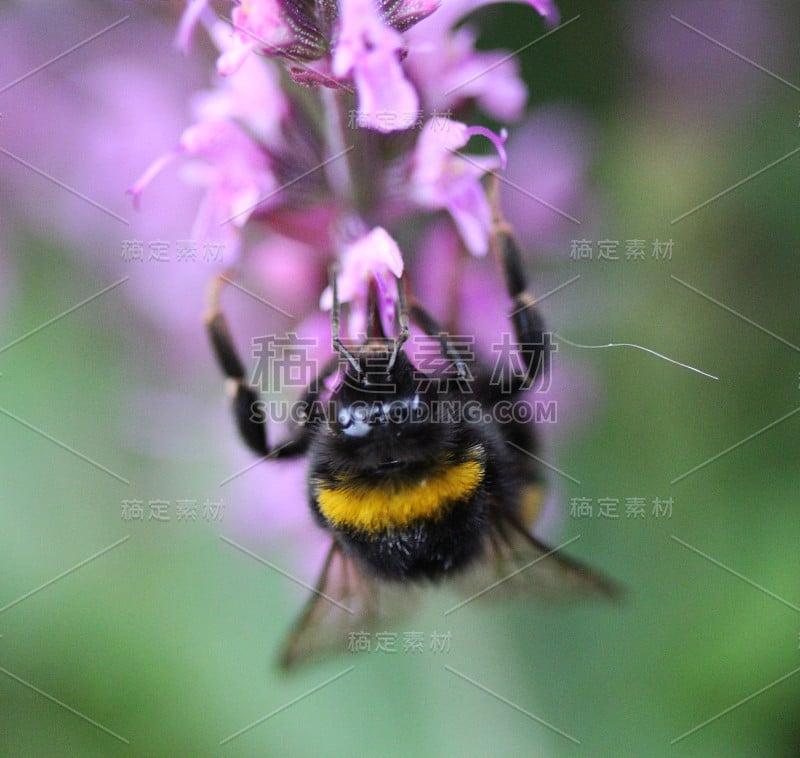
top-left (316, 459), bottom-right (485, 534)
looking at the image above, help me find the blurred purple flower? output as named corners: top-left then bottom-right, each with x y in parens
top-left (249, 233), bottom-right (328, 316)
top-left (408, 28), bottom-right (525, 121)
top-left (0, 6), bottom-right (226, 346)
top-left (129, 119), bottom-right (277, 255)
top-left (405, 0), bottom-right (559, 120)
top-left (501, 104), bottom-right (596, 254)
top-left (175, 0), bottom-right (212, 53)
top-left (624, 0), bottom-right (787, 117)
top-left (130, 19), bottom-right (295, 256)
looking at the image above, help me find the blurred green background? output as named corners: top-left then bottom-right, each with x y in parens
top-left (2, 1), bottom-right (800, 756)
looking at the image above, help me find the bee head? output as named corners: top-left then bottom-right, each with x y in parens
top-left (327, 339), bottom-right (457, 471)
top-left (322, 268), bottom-right (460, 469)
top-left (332, 339), bottom-right (418, 419)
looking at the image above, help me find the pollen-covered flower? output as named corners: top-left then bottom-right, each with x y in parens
top-left (409, 118), bottom-right (507, 256)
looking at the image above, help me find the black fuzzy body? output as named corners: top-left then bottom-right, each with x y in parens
top-left (304, 348), bottom-right (541, 582)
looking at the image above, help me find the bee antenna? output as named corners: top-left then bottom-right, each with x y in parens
top-left (329, 262), bottom-right (362, 376)
top-left (387, 275), bottom-right (410, 372)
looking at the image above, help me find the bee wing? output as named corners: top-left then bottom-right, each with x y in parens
top-left (279, 541), bottom-right (419, 670)
top-left (450, 511), bottom-right (620, 608)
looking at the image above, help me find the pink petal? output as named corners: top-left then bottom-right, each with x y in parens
top-left (527, 0), bottom-right (561, 26)
top-left (333, 0), bottom-right (419, 132)
top-left (447, 179), bottom-right (492, 256)
top-left (352, 50), bottom-right (419, 132)
top-left (217, 40), bottom-right (258, 77)
top-left (320, 227), bottom-right (405, 311)
top-left (465, 125), bottom-right (508, 168)
top-left (174, 0), bottom-right (210, 54)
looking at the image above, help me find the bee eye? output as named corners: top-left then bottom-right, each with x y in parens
top-left (337, 408), bottom-right (352, 429)
top-left (387, 400), bottom-right (408, 424)
top-left (336, 402), bottom-right (374, 437)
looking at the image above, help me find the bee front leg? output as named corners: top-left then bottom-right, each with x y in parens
top-left (205, 273), bottom-right (310, 459)
top-left (406, 298), bottom-right (472, 381)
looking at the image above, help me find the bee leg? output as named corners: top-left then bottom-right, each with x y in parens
top-left (406, 298), bottom-right (471, 381)
top-left (493, 219), bottom-right (552, 393)
top-left (205, 273), bottom-right (313, 459)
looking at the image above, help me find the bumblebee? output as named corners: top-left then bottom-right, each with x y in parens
top-left (206, 216), bottom-right (617, 669)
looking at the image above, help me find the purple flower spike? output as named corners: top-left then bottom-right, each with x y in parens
top-left (107, 1), bottom-right (629, 642)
